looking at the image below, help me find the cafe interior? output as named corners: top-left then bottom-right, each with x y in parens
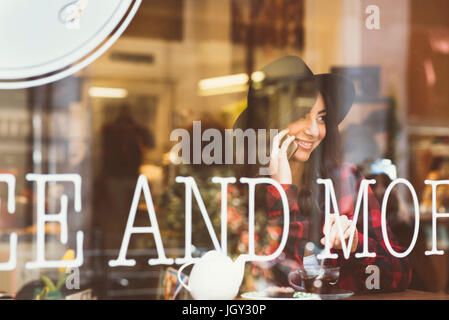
top-left (1, 0), bottom-right (449, 300)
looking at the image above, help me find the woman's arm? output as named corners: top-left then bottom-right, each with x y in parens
top-left (263, 129), bottom-right (310, 265)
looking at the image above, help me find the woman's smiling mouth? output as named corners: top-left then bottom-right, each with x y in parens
top-left (296, 139), bottom-right (314, 150)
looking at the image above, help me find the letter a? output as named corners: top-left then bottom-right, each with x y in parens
top-left (109, 175), bottom-right (173, 266)
top-left (365, 265), bottom-right (380, 290)
top-left (365, 5), bottom-right (380, 30)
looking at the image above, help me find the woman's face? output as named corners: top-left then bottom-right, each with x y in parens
top-left (287, 93), bottom-right (327, 162)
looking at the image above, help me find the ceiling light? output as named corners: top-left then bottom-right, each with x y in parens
top-left (88, 87), bottom-right (128, 98)
top-left (199, 73), bottom-right (249, 91)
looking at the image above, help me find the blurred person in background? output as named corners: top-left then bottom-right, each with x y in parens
top-left (94, 104), bottom-right (155, 249)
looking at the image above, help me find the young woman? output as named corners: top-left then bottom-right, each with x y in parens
top-left (235, 56), bottom-right (411, 293)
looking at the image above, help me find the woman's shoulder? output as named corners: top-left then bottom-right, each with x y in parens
top-left (332, 162), bottom-right (361, 180)
top-left (330, 163), bottom-right (369, 203)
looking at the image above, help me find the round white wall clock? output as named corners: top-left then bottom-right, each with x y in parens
top-left (0, 0), bottom-right (141, 89)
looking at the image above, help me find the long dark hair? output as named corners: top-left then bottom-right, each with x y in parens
top-left (298, 87), bottom-right (342, 243)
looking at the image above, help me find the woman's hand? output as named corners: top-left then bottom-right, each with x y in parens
top-left (269, 129), bottom-right (296, 184)
top-left (320, 214), bottom-right (358, 253)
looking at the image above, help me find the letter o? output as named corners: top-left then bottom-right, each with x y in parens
top-left (381, 178), bottom-right (419, 258)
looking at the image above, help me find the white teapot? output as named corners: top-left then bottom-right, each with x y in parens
top-left (177, 250), bottom-right (246, 300)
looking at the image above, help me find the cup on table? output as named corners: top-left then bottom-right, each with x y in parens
top-left (288, 265), bottom-right (340, 294)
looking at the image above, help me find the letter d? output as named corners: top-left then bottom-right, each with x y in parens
top-left (239, 177), bottom-right (290, 262)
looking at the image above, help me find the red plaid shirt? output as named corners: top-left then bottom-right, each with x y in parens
top-left (265, 163), bottom-right (412, 293)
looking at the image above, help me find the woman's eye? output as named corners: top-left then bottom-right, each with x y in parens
top-left (318, 115), bottom-right (326, 122)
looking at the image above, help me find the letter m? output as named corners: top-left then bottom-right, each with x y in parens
top-left (225, 128), bottom-right (256, 165)
top-left (317, 178), bottom-right (377, 260)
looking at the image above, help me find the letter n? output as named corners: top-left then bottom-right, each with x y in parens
top-left (174, 176), bottom-right (223, 264)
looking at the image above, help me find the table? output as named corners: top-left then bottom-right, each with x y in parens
top-left (349, 289), bottom-right (449, 300)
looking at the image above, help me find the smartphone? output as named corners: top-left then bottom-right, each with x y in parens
top-left (280, 134), bottom-right (298, 160)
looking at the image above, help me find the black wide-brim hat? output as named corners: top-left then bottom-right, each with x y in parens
top-left (234, 56), bottom-right (355, 130)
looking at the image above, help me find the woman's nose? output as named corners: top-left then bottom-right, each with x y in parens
top-left (304, 118), bottom-right (319, 137)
